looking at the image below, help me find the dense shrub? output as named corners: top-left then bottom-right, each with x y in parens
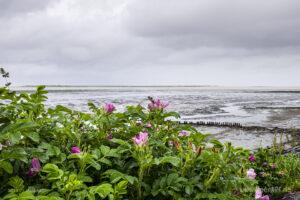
top-left (0, 86), bottom-right (299, 200)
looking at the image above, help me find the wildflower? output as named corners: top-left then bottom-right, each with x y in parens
top-left (178, 130), bottom-right (190, 137)
top-left (103, 103), bottom-right (115, 114)
top-left (106, 133), bottom-right (113, 141)
top-left (248, 154), bottom-right (256, 162)
top-left (28, 158), bottom-right (41, 177)
top-left (261, 195), bottom-right (270, 200)
top-left (136, 120), bottom-right (142, 126)
top-left (145, 123), bottom-right (152, 128)
top-left (246, 168), bottom-right (257, 179)
top-left (133, 132), bottom-right (149, 146)
top-left (255, 187), bottom-right (270, 200)
top-left (255, 188), bottom-right (263, 199)
top-left (148, 98), bottom-right (169, 111)
top-left (71, 146), bottom-right (81, 154)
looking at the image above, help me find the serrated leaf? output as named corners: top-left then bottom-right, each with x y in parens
top-left (1, 148), bottom-right (28, 163)
top-left (100, 145), bottom-right (110, 156)
top-left (25, 132), bottom-right (40, 143)
top-left (157, 156), bottom-right (180, 167)
top-left (104, 169), bottom-right (137, 185)
top-left (89, 183), bottom-right (114, 198)
top-left (100, 157), bottom-right (112, 166)
top-left (19, 191), bottom-right (35, 199)
top-left (8, 176), bottom-right (24, 192)
top-left (0, 160), bottom-right (13, 174)
top-left (42, 164), bottom-right (64, 180)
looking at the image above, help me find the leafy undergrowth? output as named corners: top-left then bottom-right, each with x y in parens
top-left (0, 86), bottom-right (299, 200)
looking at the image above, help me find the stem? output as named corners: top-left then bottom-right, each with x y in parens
top-left (66, 190), bottom-right (73, 200)
top-left (137, 164), bottom-right (144, 200)
top-left (181, 154), bottom-right (190, 176)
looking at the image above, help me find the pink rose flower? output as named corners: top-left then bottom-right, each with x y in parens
top-left (133, 132), bottom-right (149, 146)
top-left (148, 98), bottom-right (169, 111)
top-left (178, 130), bottom-right (190, 137)
top-left (28, 158), bottom-right (41, 177)
top-left (103, 103), bottom-right (116, 114)
top-left (255, 187), bottom-right (269, 200)
top-left (247, 168), bottom-right (257, 179)
top-left (146, 123), bottom-right (152, 128)
top-left (248, 154), bottom-right (256, 162)
top-left (261, 195), bottom-right (270, 200)
top-left (255, 188), bottom-right (263, 199)
top-left (106, 133), bottom-right (113, 141)
top-left (71, 146), bottom-right (81, 154)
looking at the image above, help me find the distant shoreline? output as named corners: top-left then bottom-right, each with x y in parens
top-left (10, 85), bottom-right (300, 92)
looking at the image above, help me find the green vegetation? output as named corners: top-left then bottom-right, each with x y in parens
top-left (0, 69), bottom-right (299, 199)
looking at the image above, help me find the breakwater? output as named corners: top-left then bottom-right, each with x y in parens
top-left (180, 120), bottom-right (300, 134)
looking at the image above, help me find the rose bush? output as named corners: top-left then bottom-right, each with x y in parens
top-left (247, 147), bottom-right (300, 199)
top-left (0, 85), bottom-right (299, 200)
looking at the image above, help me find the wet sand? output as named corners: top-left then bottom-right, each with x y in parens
top-left (196, 126), bottom-right (295, 150)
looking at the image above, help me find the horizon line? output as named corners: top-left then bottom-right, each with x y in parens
top-left (10, 84), bottom-right (300, 88)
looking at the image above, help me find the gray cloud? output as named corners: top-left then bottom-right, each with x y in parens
top-left (0, 0), bottom-right (57, 18)
top-left (0, 0), bottom-right (300, 86)
top-left (126, 0), bottom-right (300, 49)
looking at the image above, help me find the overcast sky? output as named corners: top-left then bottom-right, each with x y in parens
top-left (0, 0), bottom-right (300, 86)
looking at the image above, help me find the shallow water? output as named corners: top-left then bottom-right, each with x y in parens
top-left (12, 86), bottom-right (300, 149)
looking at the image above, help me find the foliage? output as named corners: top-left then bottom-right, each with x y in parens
top-left (249, 147), bottom-right (300, 199)
top-left (0, 84), bottom-right (299, 199)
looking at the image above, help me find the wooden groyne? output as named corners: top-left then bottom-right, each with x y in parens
top-left (180, 120), bottom-right (300, 134)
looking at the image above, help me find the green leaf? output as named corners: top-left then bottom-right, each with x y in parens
top-left (54, 105), bottom-right (73, 114)
top-left (8, 176), bottom-right (24, 192)
top-left (89, 183), bottom-right (114, 198)
top-left (1, 121), bottom-right (38, 134)
top-left (25, 132), bottom-right (40, 143)
top-left (115, 180), bottom-right (128, 195)
top-left (0, 160), bottom-right (13, 174)
top-left (164, 111), bottom-right (181, 119)
top-left (2, 193), bottom-right (18, 200)
top-left (37, 196), bottom-right (64, 200)
top-left (167, 173), bottom-right (179, 186)
top-left (104, 169), bottom-right (137, 185)
top-left (42, 164), bottom-right (64, 180)
top-left (100, 145), bottom-right (110, 156)
top-left (100, 157), bottom-right (112, 166)
top-left (204, 167), bottom-right (221, 189)
top-left (77, 174), bottom-right (93, 183)
top-left (1, 148), bottom-right (28, 163)
top-left (156, 156), bottom-right (180, 167)
top-left (210, 139), bottom-right (224, 149)
top-left (18, 191), bottom-right (35, 200)
top-left (39, 143), bottom-right (61, 157)
top-left (110, 139), bottom-right (131, 148)
top-left (185, 185), bottom-right (193, 195)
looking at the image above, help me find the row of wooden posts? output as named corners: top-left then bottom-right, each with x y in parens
top-left (180, 120), bottom-right (300, 134)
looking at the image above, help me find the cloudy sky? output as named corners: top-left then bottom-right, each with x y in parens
top-left (0, 0), bottom-right (300, 86)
